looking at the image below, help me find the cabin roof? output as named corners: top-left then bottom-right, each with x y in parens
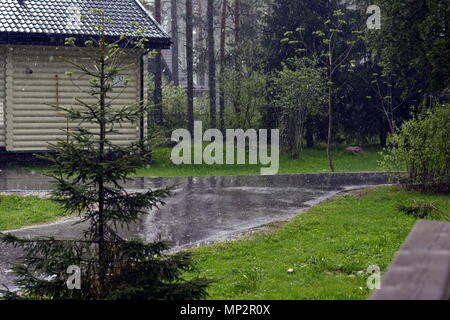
top-left (0, 0), bottom-right (170, 49)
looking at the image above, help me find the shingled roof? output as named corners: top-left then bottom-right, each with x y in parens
top-left (0, 0), bottom-right (171, 49)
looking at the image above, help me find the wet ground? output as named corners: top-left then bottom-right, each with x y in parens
top-left (0, 169), bottom-right (392, 291)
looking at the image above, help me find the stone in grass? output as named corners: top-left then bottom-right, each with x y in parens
top-left (345, 146), bottom-right (364, 155)
top-left (287, 269), bottom-right (295, 274)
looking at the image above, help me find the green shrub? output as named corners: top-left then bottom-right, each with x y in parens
top-left (193, 93), bottom-right (212, 129)
top-left (146, 78), bottom-right (188, 132)
top-left (272, 57), bottom-right (326, 156)
top-left (162, 82), bottom-right (188, 130)
top-left (382, 103), bottom-right (450, 192)
top-left (397, 200), bottom-right (449, 221)
top-left (221, 68), bottom-right (267, 130)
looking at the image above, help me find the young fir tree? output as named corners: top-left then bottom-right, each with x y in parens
top-left (0, 9), bottom-right (211, 300)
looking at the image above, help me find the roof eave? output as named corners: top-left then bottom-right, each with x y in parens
top-left (132, 0), bottom-right (171, 39)
top-left (0, 32), bottom-right (171, 49)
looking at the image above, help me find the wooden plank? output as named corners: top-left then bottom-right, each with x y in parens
top-left (371, 220), bottom-right (450, 300)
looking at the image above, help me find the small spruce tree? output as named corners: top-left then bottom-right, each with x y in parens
top-left (0, 9), bottom-right (211, 300)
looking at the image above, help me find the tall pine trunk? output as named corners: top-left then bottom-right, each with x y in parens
top-left (207, 0), bottom-right (217, 128)
top-left (219, 0), bottom-right (227, 132)
top-left (171, 0), bottom-right (179, 86)
top-left (153, 0), bottom-right (163, 125)
top-left (186, 0), bottom-right (194, 134)
top-left (233, 0), bottom-right (241, 116)
top-left (234, 0), bottom-right (241, 53)
top-left (197, 0), bottom-right (206, 87)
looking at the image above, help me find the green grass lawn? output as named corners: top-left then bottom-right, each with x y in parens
top-left (17, 146), bottom-right (385, 177)
top-left (0, 186), bottom-right (448, 299)
top-left (0, 196), bottom-right (67, 231)
top-left (190, 186), bottom-right (450, 300)
top-left (135, 146), bottom-right (384, 177)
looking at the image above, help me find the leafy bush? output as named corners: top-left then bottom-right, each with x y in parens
top-left (193, 93), bottom-right (212, 129)
top-left (162, 82), bottom-right (188, 130)
top-left (221, 68), bottom-right (268, 130)
top-left (272, 57), bottom-right (326, 156)
top-left (382, 103), bottom-right (449, 193)
top-left (147, 80), bottom-right (187, 132)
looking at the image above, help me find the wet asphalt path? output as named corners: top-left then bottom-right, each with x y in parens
top-left (0, 169), bottom-right (392, 291)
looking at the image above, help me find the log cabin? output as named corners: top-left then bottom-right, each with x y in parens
top-left (0, 0), bottom-right (170, 157)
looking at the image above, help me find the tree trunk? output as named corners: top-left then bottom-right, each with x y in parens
top-left (380, 129), bottom-right (387, 147)
top-left (219, 0), bottom-right (227, 132)
top-left (379, 116), bottom-right (388, 146)
top-left (234, 0), bottom-right (241, 54)
top-left (197, 0), bottom-right (206, 87)
top-left (98, 37), bottom-right (107, 297)
top-left (153, 0), bottom-right (163, 125)
top-left (327, 41), bottom-right (335, 172)
top-left (305, 125), bottom-right (314, 148)
top-left (186, 0), bottom-right (194, 134)
top-left (232, 0), bottom-right (241, 117)
top-left (327, 84), bottom-right (335, 172)
top-left (170, 0), bottom-right (179, 86)
top-left (266, 0), bottom-right (273, 16)
top-left (207, 0), bottom-right (217, 128)
top-left (327, 85), bottom-right (335, 172)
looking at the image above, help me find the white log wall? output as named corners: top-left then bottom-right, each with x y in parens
top-left (1, 45), bottom-right (144, 152)
top-left (0, 47), bottom-right (5, 147)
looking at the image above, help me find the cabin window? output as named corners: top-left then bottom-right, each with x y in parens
top-left (112, 75), bottom-right (127, 88)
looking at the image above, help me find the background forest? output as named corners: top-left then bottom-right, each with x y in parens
top-left (140, 0), bottom-right (449, 170)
